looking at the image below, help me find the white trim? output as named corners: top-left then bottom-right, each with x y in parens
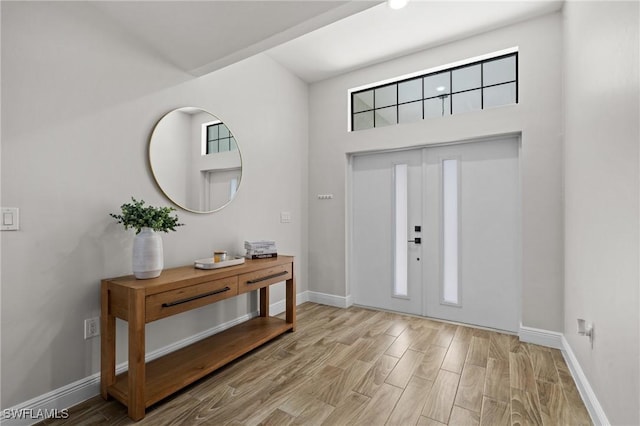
top-left (0, 376), bottom-right (99, 426)
top-left (308, 291), bottom-right (353, 308)
top-left (1, 293), bottom-right (309, 426)
top-left (518, 323), bottom-right (564, 349)
top-left (269, 291), bottom-right (309, 315)
top-left (561, 336), bottom-right (610, 426)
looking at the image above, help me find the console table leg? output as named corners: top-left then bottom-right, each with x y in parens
top-left (259, 287), bottom-right (269, 317)
top-left (100, 281), bottom-right (115, 400)
top-left (286, 274), bottom-right (296, 331)
top-left (128, 288), bottom-right (146, 421)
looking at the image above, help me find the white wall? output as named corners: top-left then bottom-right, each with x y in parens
top-left (308, 12), bottom-right (564, 331)
top-left (563, 2), bottom-right (640, 424)
top-left (1, 1), bottom-right (309, 408)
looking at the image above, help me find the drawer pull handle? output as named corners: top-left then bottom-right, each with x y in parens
top-left (162, 287), bottom-right (231, 307)
top-left (246, 271), bottom-right (289, 284)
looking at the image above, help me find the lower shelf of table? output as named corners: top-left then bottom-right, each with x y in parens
top-left (107, 316), bottom-right (293, 409)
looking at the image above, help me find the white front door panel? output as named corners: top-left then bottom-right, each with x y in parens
top-left (350, 136), bottom-right (520, 332)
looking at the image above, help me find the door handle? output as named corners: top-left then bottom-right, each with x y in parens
top-left (408, 237), bottom-right (421, 244)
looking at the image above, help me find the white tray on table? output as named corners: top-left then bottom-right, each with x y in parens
top-left (194, 256), bottom-right (245, 270)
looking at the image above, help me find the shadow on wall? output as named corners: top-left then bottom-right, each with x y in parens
top-left (1, 223), bottom-right (126, 404)
top-left (58, 224), bottom-right (131, 383)
top-left (1, 1), bottom-right (191, 142)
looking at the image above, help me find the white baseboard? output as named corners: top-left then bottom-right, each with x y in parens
top-left (269, 291), bottom-right (309, 315)
top-left (518, 324), bottom-right (609, 426)
top-left (307, 291), bottom-right (352, 308)
top-left (561, 336), bottom-right (610, 426)
top-left (1, 293), bottom-right (309, 426)
top-left (518, 324), bottom-right (564, 349)
top-left (0, 375), bottom-right (101, 426)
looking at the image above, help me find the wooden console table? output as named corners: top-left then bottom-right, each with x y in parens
top-left (100, 256), bottom-right (295, 421)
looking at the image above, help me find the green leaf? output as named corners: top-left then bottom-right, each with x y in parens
top-left (109, 197), bottom-right (184, 233)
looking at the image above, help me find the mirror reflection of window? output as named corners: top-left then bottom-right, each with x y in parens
top-left (149, 107), bottom-right (242, 213)
top-left (204, 122), bottom-right (237, 155)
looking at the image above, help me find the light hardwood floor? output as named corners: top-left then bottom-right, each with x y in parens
top-left (41, 303), bottom-right (592, 425)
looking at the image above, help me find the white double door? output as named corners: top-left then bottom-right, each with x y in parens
top-left (351, 137), bottom-right (520, 332)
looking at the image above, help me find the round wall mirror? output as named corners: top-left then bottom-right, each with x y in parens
top-left (149, 107), bottom-right (242, 213)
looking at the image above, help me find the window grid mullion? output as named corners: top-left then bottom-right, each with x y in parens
top-left (422, 76), bottom-right (425, 120)
top-left (373, 89), bottom-right (377, 128)
top-left (481, 63), bottom-right (484, 110)
top-left (449, 71), bottom-right (453, 115)
top-left (350, 52), bottom-right (517, 131)
top-left (395, 83), bottom-right (399, 124)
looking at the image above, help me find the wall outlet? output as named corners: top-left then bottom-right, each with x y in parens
top-left (280, 211), bottom-right (291, 223)
top-left (84, 317), bottom-right (100, 339)
top-left (577, 318), bottom-right (594, 348)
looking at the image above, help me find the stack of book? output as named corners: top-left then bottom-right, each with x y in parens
top-left (244, 240), bottom-right (277, 259)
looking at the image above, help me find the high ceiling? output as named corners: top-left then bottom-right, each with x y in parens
top-left (91, 0), bottom-right (563, 82)
top-left (90, 1), bottom-right (379, 77)
top-left (268, 1), bottom-right (563, 82)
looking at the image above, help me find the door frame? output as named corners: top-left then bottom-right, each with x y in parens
top-left (346, 133), bottom-right (522, 332)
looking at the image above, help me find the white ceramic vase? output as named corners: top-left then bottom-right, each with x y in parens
top-left (132, 227), bottom-right (163, 279)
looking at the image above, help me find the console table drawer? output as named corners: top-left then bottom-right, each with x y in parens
top-left (146, 277), bottom-right (238, 321)
top-left (238, 263), bottom-right (292, 294)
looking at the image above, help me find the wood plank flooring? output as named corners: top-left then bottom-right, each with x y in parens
top-left (40, 303), bottom-right (592, 425)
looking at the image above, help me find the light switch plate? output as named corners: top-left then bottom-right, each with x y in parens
top-left (1, 208), bottom-right (19, 231)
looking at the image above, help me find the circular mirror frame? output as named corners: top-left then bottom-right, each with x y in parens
top-left (149, 107), bottom-right (243, 214)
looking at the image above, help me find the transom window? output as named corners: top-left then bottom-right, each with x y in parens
top-left (351, 52), bottom-right (518, 131)
top-left (206, 122), bottom-right (238, 154)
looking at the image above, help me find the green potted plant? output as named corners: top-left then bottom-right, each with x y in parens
top-left (110, 197), bottom-right (183, 279)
